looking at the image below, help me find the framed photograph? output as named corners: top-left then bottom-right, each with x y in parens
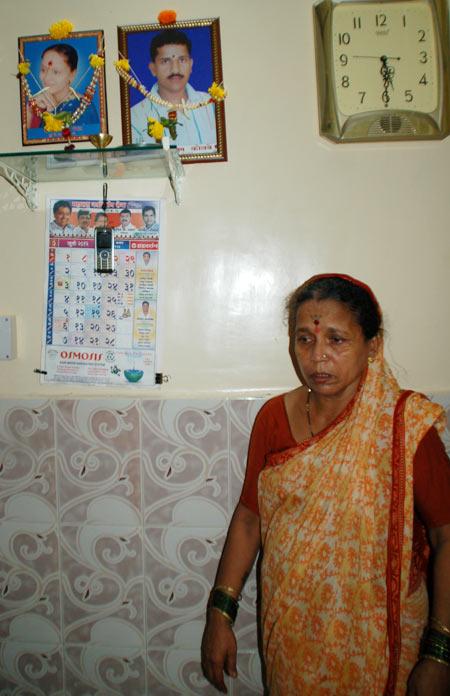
top-left (117, 19), bottom-right (227, 163)
top-left (18, 30), bottom-right (108, 146)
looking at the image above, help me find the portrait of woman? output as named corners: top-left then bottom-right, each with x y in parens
top-left (19, 31), bottom-right (107, 146)
top-left (202, 274), bottom-right (450, 696)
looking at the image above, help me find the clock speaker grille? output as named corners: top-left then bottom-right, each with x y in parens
top-left (368, 113), bottom-right (415, 137)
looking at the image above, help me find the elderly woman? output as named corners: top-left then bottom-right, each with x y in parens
top-left (201, 274), bottom-right (450, 695)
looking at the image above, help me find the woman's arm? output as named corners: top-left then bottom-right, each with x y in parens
top-left (407, 523), bottom-right (450, 696)
top-left (201, 501), bottom-right (261, 693)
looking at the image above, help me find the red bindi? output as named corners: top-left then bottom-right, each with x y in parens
top-left (48, 60), bottom-right (53, 66)
top-left (313, 319), bottom-right (320, 325)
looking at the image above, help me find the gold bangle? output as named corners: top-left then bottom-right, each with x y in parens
top-left (209, 605), bottom-right (234, 625)
top-left (420, 654), bottom-right (450, 668)
top-left (214, 585), bottom-right (242, 600)
top-left (430, 617), bottom-right (450, 636)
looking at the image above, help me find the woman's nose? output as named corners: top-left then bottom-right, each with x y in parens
top-left (312, 341), bottom-right (328, 361)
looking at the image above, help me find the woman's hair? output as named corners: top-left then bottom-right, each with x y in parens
top-left (286, 274), bottom-right (382, 340)
top-left (41, 43), bottom-right (78, 72)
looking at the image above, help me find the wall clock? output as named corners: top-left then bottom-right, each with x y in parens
top-left (313, 0), bottom-right (450, 142)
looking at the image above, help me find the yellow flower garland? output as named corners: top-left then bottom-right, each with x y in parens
top-left (148, 118), bottom-right (165, 141)
top-left (89, 54), bottom-right (105, 69)
top-left (49, 19), bottom-right (74, 40)
top-left (42, 112), bottom-right (64, 132)
top-left (18, 61), bottom-right (31, 75)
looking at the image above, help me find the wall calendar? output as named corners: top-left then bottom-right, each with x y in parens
top-left (41, 196), bottom-right (163, 386)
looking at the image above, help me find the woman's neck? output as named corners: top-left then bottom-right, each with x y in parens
top-left (51, 88), bottom-right (74, 107)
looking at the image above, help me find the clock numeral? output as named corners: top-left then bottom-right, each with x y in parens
top-left (418, 29), bottom-right (426, 42)
top-left (339, 53), bottom-right (348, 66)
top-left (419, 51), bottom-right (428, 64)
top-left (341, 75), bottom-right (350, 88)
top-left (404, 89), bottom-right (414, 102)
top-left (402, 15), bottom-right (407, 27)
top-left (338, 32), bottom-right (351, 45)
top-left (358, 91), bottom-right (366, 104)
top-left (375, 13), bottom-right (387, 27)
top-left (419, 73), bottom-right (428, 85)
top-left (353, 17), bottom-right (362, 29)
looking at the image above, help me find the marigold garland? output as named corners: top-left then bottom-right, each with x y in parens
top-left (42, 112), bottom-right (65, 132)
top-left (114, 58), bottom-right (130, 72)
top-left (49, 19), bottom-right (74, 40)
top-left (115, 62), bottom-right (227, 112)
top-left (89, 54), bottom-right (104, 69)
top-left (18, 61), bottom-right (30, 75)
top-left (208, 82), bottom-right (227, 101)
top-left (148, 118), bottom-right (165, 140)
top-left (158, 9), bottom-right (177, 25)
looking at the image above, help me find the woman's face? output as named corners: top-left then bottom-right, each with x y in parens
top-left (40, 50), bottom-right (75, 99)
top-left (294, 298), bottom-right (379, 401)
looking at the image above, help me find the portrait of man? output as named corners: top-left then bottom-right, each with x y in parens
top-left (94, 211), bottom-right (109, 228)
top-left (49, 200), bottom-right (75, 236)
top-left (118, 20), bottom-right (226, 162)
top-left (114, 208), bottom-right (136, 233)
top-left (73, 209), bottom-right (92, 237)
top-left (142, 251), bottom-right (152, 266)
top-left (139, 205), bottom-right (159, 234)
top-left (137, 300), bottom-right (153, 319)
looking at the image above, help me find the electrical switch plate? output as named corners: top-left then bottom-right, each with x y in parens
top-left (0, 316), bottom-right (16, 359)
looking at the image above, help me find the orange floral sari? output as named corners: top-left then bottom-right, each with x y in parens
top-left (258, 348), bottom-right (445, 695)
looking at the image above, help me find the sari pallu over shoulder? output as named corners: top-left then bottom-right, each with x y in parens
top-left (258, 351), bottom-right (446, 696)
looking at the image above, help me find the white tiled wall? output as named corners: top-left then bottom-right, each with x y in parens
top-left (0, 398), bottom-right (265, 695)
top-left (0, 393), bottom-right (449, 694)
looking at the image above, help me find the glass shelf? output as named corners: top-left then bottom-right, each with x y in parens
top-left (0, 142), bottom-right (185, 209)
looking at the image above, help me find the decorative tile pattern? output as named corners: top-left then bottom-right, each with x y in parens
top-left (0, 393), bottom-right (448, 694)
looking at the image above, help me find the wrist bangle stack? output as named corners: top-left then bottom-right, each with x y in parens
top-left (209, 586), bottom-right (240, 625)
top-left (430, 617), bottom-right (450, 636)
top-left (419, 622), bottom-right (450, 667)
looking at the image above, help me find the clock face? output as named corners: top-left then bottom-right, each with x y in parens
top-left (332, 0), bottom-right (439, 116)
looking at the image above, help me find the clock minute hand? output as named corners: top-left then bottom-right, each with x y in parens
top-left (380, 55), bottom-right (395, 107)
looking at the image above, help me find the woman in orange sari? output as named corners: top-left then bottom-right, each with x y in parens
top-left (201, 274), bottom-right (450, 695)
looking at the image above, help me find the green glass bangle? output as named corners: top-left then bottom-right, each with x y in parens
top-left (210, 588), bottom-right (239, 624)
top-left (427, 627), bottom-right (450, 647)
top-left (420, 653), bottom-right (450, 667)
top-left (420, 637), bottom-right (450, 663)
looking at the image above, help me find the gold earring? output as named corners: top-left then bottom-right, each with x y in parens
top-left (368, 356), bottom-right (374, 364)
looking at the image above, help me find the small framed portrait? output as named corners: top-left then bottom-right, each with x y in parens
top-left (117, 19), bottom-right (227, 164)
top-left (18, 30), bottom-right (108, 146)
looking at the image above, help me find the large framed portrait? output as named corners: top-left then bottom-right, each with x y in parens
top-left (117, 19), bottom-right (227, 164)
top-left (18, 30), bottom-right (108, 147)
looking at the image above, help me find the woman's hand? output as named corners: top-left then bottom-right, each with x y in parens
top-left (407, 659), bottom-right (450, 696)
top-left (32, 89), bottom-right (57, 111)
top-left (27, 90), bottom-right (57, 127)
top-left (201, 609), bottom-right (237, 693)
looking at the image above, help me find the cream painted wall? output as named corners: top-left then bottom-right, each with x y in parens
top-left (0, 0), bottom-right (449, 398)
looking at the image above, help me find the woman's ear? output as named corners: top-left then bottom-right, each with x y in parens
top-left (368, 334), bottom-right (381, 360)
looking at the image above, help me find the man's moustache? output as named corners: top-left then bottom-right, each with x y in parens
top-left (168, 73), bottom-right (184, 79)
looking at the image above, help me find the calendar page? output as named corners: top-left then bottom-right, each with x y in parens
top-left (42, 197), bottom-right (163, 386)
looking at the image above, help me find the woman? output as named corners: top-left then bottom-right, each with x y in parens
top-left (27, 43), bottom-right (99, 132)
top-left (201, 274), bottom-right (450, 695)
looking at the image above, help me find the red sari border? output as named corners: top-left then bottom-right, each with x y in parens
top-left (384, 389), bottom-right (413, 696)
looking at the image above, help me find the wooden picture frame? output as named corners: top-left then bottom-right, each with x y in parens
top-left (18, 30), bottom-right (108, 146)
top-left (117, 19), bottom-right (227, 163)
